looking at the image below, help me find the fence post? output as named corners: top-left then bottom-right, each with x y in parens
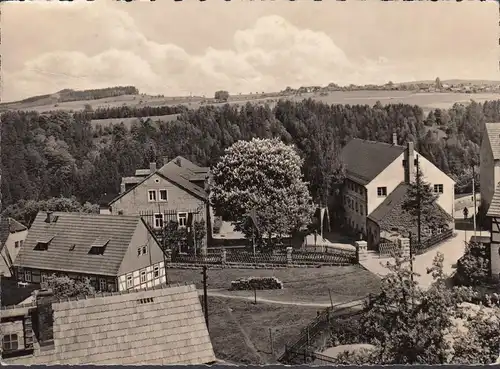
top-left (220, 248), bottom-right (227, 265)
top-left (286, 247), bottom-right (293, 265)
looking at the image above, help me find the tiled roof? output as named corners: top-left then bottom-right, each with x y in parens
top-left (368, 182), bottom-right (452, 233)
top-left (8, 218), bottom-right (27, 233)
top-left (135, 169), bottom-right (151, 176)
top-left (0, 216), bottom-right (10, 251)
top-left (171, 156), bottom-right (207, 173)
top-left (485, 123), bottom-right (500, 160)
top-left (341, 138), bottom-right (405, 185)
top-left (4, 283), bottom-right (216, 365)
top-left (487, 185), bottom-right (500, 217)
top-left (13, 212), bottom-right (144, 276)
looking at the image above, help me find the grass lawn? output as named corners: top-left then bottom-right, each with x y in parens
top-left (169, 265), bottom-right (381, 304)
top-left (206, 296), bottom-right (319, 364)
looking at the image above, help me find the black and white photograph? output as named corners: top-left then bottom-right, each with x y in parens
top-left (0, 0), bottom-right (499, 365)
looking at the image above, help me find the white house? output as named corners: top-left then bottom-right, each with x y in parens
top-left (0, 217), bottom-right (28, 277)
top-left (341, 134), bottom-right (455, 249)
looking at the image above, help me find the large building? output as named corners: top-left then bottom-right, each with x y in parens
top-left (13, 212), bottom-right (168, 292)
top-left (341, 135), bottom-right (455, 249)
top-left (0, 217), bottom-right (28, 277)
top-left (480, 123), bottom-right (500, 217)
top-left (1, 283), bottom-right (216, 365)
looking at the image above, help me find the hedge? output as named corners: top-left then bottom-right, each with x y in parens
top-left (230, 276), bottom-right (284, 290)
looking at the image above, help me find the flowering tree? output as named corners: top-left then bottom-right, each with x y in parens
top-left (43, 275), bottom-right (95, 299)
top-left (210, 138), bottom-right (314, 245)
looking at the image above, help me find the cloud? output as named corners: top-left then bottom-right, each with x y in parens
top-left (3, 3), bottom-right (416, 101)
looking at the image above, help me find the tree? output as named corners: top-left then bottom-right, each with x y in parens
top-left (435, 77), bottom-right (443, 90)
top-left (43, 274), bottom-right (95, 299)
top-left (455, 241), bottom-right (490, 286)
top-left (210, 138), bottom-right (314, 245)
top-left (401, 159), bottom-right (450, 244)
top-left (214, 90), bottom-right (229, 102)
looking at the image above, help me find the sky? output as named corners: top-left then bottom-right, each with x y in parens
top-left (1, 0), bottom-right (498, 102)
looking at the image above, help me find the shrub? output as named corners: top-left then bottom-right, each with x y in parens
top-left (230, 276), bottom-right (283, 290)
top-left (454, 241), bottom-right (489, 286)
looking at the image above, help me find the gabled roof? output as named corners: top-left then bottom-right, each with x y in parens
top-left (13, 212), bottom-right (147, 276)
top-left (487, 185), bottom-right (500, 217)
top-left (484, 123), bottom-right (500, 160)
top-left (0, 217), bottom-right (10, 251)
top-left (4, 283), bottom-right (216, 365)
top-left (341, 138), bottom-right (405, 185)
top-left (171, 156), bottom-right (210, 174)
top-left (368, 182), bottom-right (452, 233)
top-left (109, 169), bottom-right (208, 206)
top-left (8, 218), bottom-right (27, 233)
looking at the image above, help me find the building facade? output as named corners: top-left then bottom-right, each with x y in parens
top-left (480, 123), bottom-right (500, 218)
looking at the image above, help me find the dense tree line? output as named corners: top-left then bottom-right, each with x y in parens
top-left (74, 104), bottom-right (188, 120)
top-left (2, 98), bottom-right (499, 212)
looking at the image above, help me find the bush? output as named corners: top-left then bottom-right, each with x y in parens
top-left (328, 316), bottom-right (364, 346)
top-left (454, 241), bottom-right (489, 286)
top-left (230, 276), bottom-right (283, 290)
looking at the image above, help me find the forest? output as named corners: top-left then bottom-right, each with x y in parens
top-left (2, 98), bottom-right (498, 213)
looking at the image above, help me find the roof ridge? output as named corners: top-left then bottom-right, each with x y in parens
top-left (48, 211), bottom-right (141, 219)
top-left (53, 281), bottom-right (196, 304)
top-left (352, 137), bottom-right (405, 149)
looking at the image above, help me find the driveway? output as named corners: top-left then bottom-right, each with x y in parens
top-left (360, 230), bottom-right (488, 290)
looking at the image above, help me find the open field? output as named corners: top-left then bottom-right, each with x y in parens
top-left (90, 114), bottom-right (180, 128)
top-left (169, 265), bottom-right (381, 305)
top-left (4, 90), bottom-right (500, 115)
top-left (206, 295), bottom-right (319, 364)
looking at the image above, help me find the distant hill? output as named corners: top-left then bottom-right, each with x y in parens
top-left (1, 86), bottom-right (139, 107)
top-left (397, 79), bottom-right (500, 86)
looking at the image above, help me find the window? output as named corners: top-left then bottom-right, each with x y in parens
top-left (355, 202), bottom-right (359, 213)
top-left (154, 213), bottom-right (164, 229)
top-left (360, 205), bottom-right (365, 215)
top-left (377, 187), bottom-right (387, 197)
top-left (153, 265), bottom-right (160, 278)
top-left (108, 281), bottom-right (116, 292)
top-left (142, 246), bottom-right (147, 255)
top-left (140, 270), bottom-right (147, 283)
top-left (20, 240), bottom-right (23, 248)
top-left (137, 248), bottom-right (141, 256)
top-left (148, 190), bottom-right (157, 202)
top-left (178, 212), bottom-right (188, 227)
top-left (99, 278), bottom-right (106, 291)
top-left (434, 184), bottom-right (444, 194)
top-left (24, 270), bottom-right (32, 282)
top-left (3, 334), bottom-right (18, 351)
top-left (126, 274), bottom-right (133, 289)
top-left (41, 273), bottom-right (47, 284)
top-left (15, 241), bottom-right (20, 248)
top-left (159, 189), bottom-right (168, 202)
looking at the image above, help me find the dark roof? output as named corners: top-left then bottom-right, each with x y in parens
top-left (485, 123), bottom-right (500, 160)
top-left (4, 283), bottom-right (216, 365)
top-left (368, 182), bottom-right (452, 233)
top-left (171, 156), bottom-right (209, 173)
top-left (110, 169), bottom-right (208, 206)
top-left (13, 212), bottom-right (146, 276)
top-left (488, 185), bottom-right (500, 217)
top-left (341, 138), bottom-right (405, 185)
top-left (0, 217), bottom-right (10, 251)
top-left (470, 235), bottom-right (490, 244)
top-left (8, 218), bottom-right (27, 233)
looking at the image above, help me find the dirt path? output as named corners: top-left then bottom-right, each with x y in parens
top-left (224, 306), bottom-right (268, 364)
top-left (199, 289), bottom-right (365, 309)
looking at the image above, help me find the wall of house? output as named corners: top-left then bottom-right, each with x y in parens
top-left (490, 216), bottom-right (500, 281)
top-left (117, 260), bottom-right (167, 291)
top-left (111, 173), bottom-right (205, 216)
top-left (117, 221), bottom-right (165, 276)
top-left (1, 320), bottom-right (25, 350)
top-left (366, 154), bottom-right (406, 215)
top-left (343, 179), bottom-right (368, 236)
top-left (6, 229), bottom-right (28, 263)
top-left (366, 218), bottom-right (380, 250)
top-left (480, 134), bottom-right (495, 215)
top-left (417, 154), bottom-right (455, 219)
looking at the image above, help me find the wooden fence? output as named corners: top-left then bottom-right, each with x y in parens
top-left (412, 228), bottom-right (454, 255)
top-left (278, 297), bottom-right (369, 365)
top-left (171, 248), bottom-right (357, 267)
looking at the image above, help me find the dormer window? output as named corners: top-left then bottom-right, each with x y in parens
top-left (88, 237), bottom-right (110, 255)
top-left (34, 236), bottom-right (54, 251)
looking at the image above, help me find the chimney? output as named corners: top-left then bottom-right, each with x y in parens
top-left (120, 183), bottom-right (126, 194)
top-left (34, 289), bottom-right (54, 346)
top-left (45, 212), bottom-right (53, 224)
top-left (392, 132), bottom-right (397, 145)
top-left (149, 162), bottom-right (157, 173)
top-left (163, 156), bottom-right (170, 166)
top-left (404, 142), bottom-right (415, 183)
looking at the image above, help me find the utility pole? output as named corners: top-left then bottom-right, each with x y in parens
top-left (472, 164), bottom-right (477, 237)
top-left (201, 266), bottom-right (209, 331)
top-left (416, 155), bottom-right (422, 249)
top-left (408, 232), bottom-right (414, 286)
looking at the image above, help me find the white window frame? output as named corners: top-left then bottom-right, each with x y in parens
top-left (433, 184), bottom-right (444, 194)
top-left (153, 213), bottom-right (164, 229)
top-left (24, 270), bottom-right (32, 282)
top-left (140, 270), bottom-right (147, 283)
top-left (159, 189), bottom-right (168, 202)
top-left (148, 190), bottom-right (157, 202)
top-left (126, 274), bottom-right (133, 289)
top-left (3, 334), bottom-right (18, 351)
top-left (153, 265), bottom-right (160, 278)
top-left (41, 273), bottom-right (47, 284)
top-left (377, 187), bottom-right (387, 197)
top-left (99, 278), bottom-right (106, 291)
top-left (177, 212), bottom-right (188, 227)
